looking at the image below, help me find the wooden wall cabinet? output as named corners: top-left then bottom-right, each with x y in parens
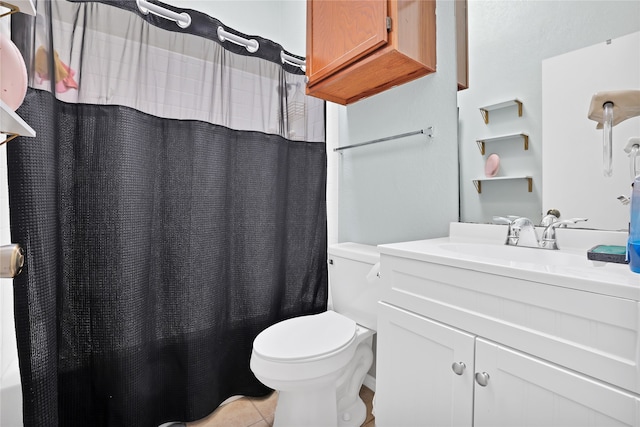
top-left (455, 0), bottom-right (468, 90)
top-left (305, 0), bottom-right (437, 105)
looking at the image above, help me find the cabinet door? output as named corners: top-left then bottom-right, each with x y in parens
top-left (375, 302), bottom-right (475, 427)
top-left (474, 338), bottom-right (640, 427)
top-left (455, 0), bottom-right (468, 90)
top-left (306, 0), bottom-right (388, 86)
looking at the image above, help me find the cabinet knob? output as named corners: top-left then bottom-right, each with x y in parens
top-left (475, 372), bottom-right (490, 387)
top-left (451, 361), bottom-right (466, 375)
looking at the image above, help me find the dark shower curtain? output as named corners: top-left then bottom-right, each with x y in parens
top-left (9, 1), bottom-right (327, 426)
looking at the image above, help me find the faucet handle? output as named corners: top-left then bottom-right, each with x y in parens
top-left (493, 216), bottom-right (511, 225)
top-left (492, 215), bottom-right (519, 225)
top-left (549, 217), bottom-right (588, 229)
top-left (540, 209), bottom-right (561, 227)
top-left (503, 217), bottom-right (537, 246)
top-left (540, 214), bottom-right (558, 227)
top-left (540, 218), bottom-right (588, 250)
top-left (570, 217), bottom-right (588, 223)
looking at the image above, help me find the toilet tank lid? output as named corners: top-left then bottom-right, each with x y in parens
top-left (328, 242), bottom-right (380, 264)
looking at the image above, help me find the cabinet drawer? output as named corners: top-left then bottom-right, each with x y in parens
top-left (380, 254), bottom-right (640, 394)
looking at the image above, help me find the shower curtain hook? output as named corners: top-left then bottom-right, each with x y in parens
top-left (217, 26), bottom-right (259, 53)
top-left (136, 0), bottom-right (192, 29)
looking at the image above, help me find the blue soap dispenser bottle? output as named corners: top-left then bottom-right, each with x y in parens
top-left (628, 176), bottom-right (640, 272)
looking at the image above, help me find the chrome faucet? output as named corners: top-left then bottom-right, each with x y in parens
top-left (505, 217), bottom-right (540, 247)
top-left (539, 218), bottom-right (588, 249)
top-left (493, 215), bottom-right (588, 250)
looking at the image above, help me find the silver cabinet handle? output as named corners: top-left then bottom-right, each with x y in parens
top-left (475, 372), bottom-right (490, 387)
top-left (451, 361), bottom-right (466, 375)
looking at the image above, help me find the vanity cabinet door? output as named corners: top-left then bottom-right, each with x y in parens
top-left (474, 338), bottom-right (640, 427)
top-left (375, 302), bottom-right (475, 427)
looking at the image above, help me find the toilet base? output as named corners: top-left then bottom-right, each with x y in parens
top-left (251, 316), bottom-right (376, 427)
top-left (337, 396), bottom-right (366, 427)
top-left (274, 386), bottom-right (338, 427)
top-left (273, 390), bottom-right (369, 427)
top-left (271, 340), bottom-right (373, 427)
top-left (335, 340), bottom-right (373, 426)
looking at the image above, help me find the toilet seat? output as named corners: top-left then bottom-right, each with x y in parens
top-left (253, 311), bottom-right (356, 362)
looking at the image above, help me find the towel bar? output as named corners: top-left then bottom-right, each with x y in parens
top-left (334, 127), bottom-right (433, 153)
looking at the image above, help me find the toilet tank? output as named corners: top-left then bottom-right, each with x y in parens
top-left (327, 242), bottom-right (380, 331)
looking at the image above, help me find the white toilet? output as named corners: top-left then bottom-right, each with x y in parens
top-left (250, 242), bottom-right (380, 427)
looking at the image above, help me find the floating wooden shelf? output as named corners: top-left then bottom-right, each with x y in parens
top-left (1, 100), bottom-right (35, 144)
top-left (473, 176), bottom-right (532, 194)
top-left (479, 99), bottom-right (523, 124)
top-left (476, 133), bottom-right (529, 155)
top-left (0, 0), bottom-right (35, 17)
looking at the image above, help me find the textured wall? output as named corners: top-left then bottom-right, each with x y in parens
top-left (335, 0), bottom-right (460, 245)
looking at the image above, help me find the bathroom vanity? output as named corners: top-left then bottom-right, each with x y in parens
top-left (375, 223), bottom-right (640, 426)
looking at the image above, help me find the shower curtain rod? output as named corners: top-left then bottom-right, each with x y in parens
top-left (135, 0), bottom-right (306, 69)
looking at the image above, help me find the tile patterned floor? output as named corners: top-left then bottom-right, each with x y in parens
top-left (187, 386), bottom-right (375, 427)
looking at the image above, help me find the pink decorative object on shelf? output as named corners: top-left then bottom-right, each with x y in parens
top-left (0, 33), bottom-right (28, 111)
top-left (484, 153), bottom-right (500, 177)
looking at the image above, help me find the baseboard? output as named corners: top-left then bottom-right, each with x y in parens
top-left (363, 373), bottom-right (376, 392)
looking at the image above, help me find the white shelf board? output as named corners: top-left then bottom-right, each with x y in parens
top-left (0, 0), bottom-right (35, 16)
top-left (0, 99), bottom-right (35, 138)
top-left (479, 99), bottom-right (523, 124)
top-left (479, 99), bottom-right (522, 111)
top-left (476, 132), bottom-right (529, 154)
top-left (473, 175), bottom-right (532, 193)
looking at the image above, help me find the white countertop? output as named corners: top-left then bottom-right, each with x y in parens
top-left (378, 222), bottom-right (640, 301)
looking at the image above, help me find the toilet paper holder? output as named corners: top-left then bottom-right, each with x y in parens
top-left (0, 244), bottom-right (24, 278)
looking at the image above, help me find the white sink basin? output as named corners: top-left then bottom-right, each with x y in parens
top-left (438, 242), bottom-right (584, 266)
top-left (379, 223), bottom-right (640, 301)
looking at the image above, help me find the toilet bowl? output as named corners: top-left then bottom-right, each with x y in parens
top-left (250, 243), bottom-right (380, 427)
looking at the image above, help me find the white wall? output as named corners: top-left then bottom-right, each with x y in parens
top-left (334, 0), bottom-right (460, 246)
top-left (458, 0), bottom-right (640, 225)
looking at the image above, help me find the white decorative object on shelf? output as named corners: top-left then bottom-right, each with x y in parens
top-left (0, 0), bottom-right (35, 17)
top-left (472, 175), bottom-right (532, 194)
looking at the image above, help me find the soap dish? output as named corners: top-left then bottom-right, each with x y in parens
top-left (587, 245), bottom-right (628, 264)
